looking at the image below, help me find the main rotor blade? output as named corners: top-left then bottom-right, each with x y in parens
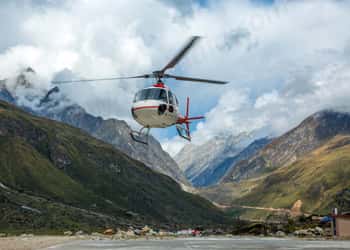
top-left (51, 74), bottom-right (152, 84)
top-left (161, 36), bottom-right (201, 73)
top-left (165, 74), bottom-right (228, 84)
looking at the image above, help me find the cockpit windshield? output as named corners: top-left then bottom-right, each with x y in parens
top-left (134, 88), bottom-right (168, 103)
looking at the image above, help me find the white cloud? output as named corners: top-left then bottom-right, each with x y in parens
top-left (1, 1), bottom-right (350, 156)
top-left (161, 0), bottom-right (350, 156)
top-left (254, 90), bottom-right (281, 109)
top-left (161, 137), bottom-right (190, 157)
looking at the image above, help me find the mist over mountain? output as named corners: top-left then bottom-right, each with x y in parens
top-left (2, 0), bottom-right (350, 166)
top-left (0, 68), bottom-right (188, 185)
top-left (174, 133), bottom-right (254, 187)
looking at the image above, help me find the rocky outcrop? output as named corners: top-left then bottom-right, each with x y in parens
top-left (223, 110), bottom-right (350, 182)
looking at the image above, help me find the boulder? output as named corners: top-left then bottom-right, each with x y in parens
top-left (103, 229), bottom-right (115, 235)
top-left (64, 231), bottom-right (73, 236)
top-left (0, 233), bottom-right (7, 237)
top-left (112, 234), bottom-right (119, 240)
top-left (133, 229), bottom-right (141, 236)
top-left (294, 229), bottom-right (314, 237)
top-left (276, 231), bottom-right (286, 237)
top-left (148, 229), bottom-right (158, 236)
top-left (141, 225), bottom-right (151, 234)
top-left (75, 230), bottom-right (85, 236)
top-left (314, 227), bottom-right (324, 236)
top-left (21, 233), bottom-right (34, 238)
top-left (294, 229), bottom-right (306, 237)
top-left (159, 231), bottom-right (170, 236)
top-left (126, 230), bottom-right (135, 237)
top-left (112, 231), bottom-right (124, 240)
top-left (91, 232), bottom-right (104, 240)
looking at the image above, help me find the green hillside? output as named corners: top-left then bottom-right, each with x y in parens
top-left (236, 135), bottom-right (350, 214)
top-left (0, 101), bottom-right (226, 232)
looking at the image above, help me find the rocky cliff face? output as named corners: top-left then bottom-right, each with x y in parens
top-left (223, 110), bottom-right (350, 182)
top-left (174, 133), bottom-right (253, 187)
top-left (0, 69), bottom-right (188, 184)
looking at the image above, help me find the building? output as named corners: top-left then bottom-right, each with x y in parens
top-left (333, 213), bottom-right (350, 237)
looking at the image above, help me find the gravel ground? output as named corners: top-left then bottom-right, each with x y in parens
top-left (0, 236), bottom-right (76, 250)
top-left (46, 237), bottom-right (350, 250)
top-left (2, 236), bottom-right (350, 250)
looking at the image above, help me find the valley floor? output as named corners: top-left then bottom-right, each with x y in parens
top-left (0, 236), bottom-right (75, 250)
top-left (1, 236), bottom-right (350, 250)
top-left (45, 237), bottom-right (350, 250)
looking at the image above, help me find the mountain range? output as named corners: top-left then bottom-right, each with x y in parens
top-left (0, 68), bottom-right (188, 185)
top-left (175, 133), bottom-right (271, 187)
top-left (222, 110), bottom-right (350, 182)
top-left (0, 100), bottom-right (226, 232)
top-left (3, 67), bottom-right (350, 223)
top-left (199, 110), bottom-right (350, 218)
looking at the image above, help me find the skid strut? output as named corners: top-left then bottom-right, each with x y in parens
top-left (130, 126), bottom-right (150, 145)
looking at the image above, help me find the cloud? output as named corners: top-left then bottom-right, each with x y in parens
top-left (164, 59), bottom-right (350, 156)
top-left (1, 0), bottom-right (350, 156)
top-left (0, 0), bottom-right (182, 122)
top-left (160, 0), bottom-right (350, 155)
top-left (161, 136), bottom-right (190, 157)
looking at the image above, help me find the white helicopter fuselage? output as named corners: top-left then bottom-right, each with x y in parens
top-left (52, 36), bottom-right (226, 144)
top-left (131, 86), bottom-right (180, 128)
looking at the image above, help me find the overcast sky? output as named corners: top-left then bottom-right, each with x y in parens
top-left (1, 0), bottom-right (350, 156)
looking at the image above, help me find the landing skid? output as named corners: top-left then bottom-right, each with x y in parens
top-left (130, 127), bottom-right (150, 145)
top-left (176, 124), bottom-right (191, 141)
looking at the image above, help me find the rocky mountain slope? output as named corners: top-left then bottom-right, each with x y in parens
top-left (235, 134), bottom-right (350, 214)
top-left (0, 101), bottom-right (225, 232)
top-left (200, 110), bottom-right (350, 217)
top-left (174, 134), bottom-right (269, 187)
top-left (0, 69), bottom-right (188, 184)
top-left (222, 110), bottom-right (350, 182)
top-left (40, 95), bottom-right (188, 184)
top-left (174, 134), bottom-right (251, 187)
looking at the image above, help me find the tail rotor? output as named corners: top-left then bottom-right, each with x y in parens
top-left (176, 97), bottom-right (204, 141)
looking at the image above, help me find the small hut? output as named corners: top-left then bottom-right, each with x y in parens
top-left (332, 209), bottom-right (350, 237)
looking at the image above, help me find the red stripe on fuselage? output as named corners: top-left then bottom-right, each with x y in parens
top-left (133, 106), bottom-right (159, 111)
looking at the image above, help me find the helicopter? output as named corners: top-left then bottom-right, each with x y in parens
top-left (52, 36), bottom-right (228, 144)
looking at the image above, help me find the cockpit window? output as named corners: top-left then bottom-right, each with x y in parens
top-left (168, 91), bottom-right (174, 105)
top-left (134, 88), bottom-right (168, 102)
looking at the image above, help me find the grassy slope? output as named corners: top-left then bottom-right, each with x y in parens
top-left (0, 187), bottom-right (123, 234)
top-left (0, 101), bottom-right (226, 232)
top-left (198, 179), bottom-right (262, 205)
top-left (236, 135), bottom-right (350, 214)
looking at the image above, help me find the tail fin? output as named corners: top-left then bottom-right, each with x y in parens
top-left (176, 97), bottom-right (204, 141)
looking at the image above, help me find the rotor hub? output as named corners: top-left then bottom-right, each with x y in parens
top-left (152, 71), bottom-right (164, 80)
